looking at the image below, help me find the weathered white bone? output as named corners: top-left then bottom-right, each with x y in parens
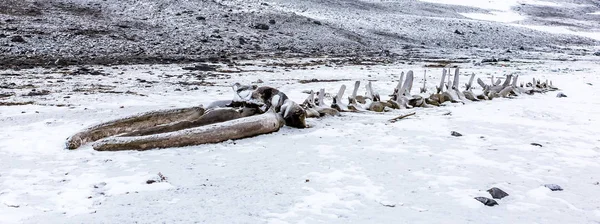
top-left (317, 88), bottom-right (326, 106)
top-left (437, 69), bottom-right (447, 94)
top-left (466, 73), bottom-right (476, 90)
top-left (495, 77), bottom-right (502, 86)
top-left (405, 70), bottom-right (414, 95)
top-left (420, 70), bottom-right (427, 93)
top-left (501, 75), bottom-right (512, 87)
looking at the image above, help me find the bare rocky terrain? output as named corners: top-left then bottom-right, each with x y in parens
top-left (1, 0), bottom-right (599, 69)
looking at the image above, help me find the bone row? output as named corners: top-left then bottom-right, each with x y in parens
top-left (301, 68), bottom-right (559, 114)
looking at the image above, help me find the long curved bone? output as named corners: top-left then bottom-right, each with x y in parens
top-left (66, 106), bottom-right (205, 149)
top-left (93, 111), bottom-right (285, 151)
top-left (122, 107), bottom-right (259, 137)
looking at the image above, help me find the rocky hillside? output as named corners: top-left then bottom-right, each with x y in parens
top-left (0, 0), bottom-right (599, 68)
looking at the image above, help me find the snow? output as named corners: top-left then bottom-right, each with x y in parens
top-left (419, 0), bottom-right (600, 41)
top-left (1, 58), bottom-right (600, 223)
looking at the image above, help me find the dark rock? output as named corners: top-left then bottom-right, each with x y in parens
top-left (481, 58), bottom-right (498, 63)
top-left (10, 35), bottom-right (26, 43)
top-left (0, 92), bottom-right (15, 97)
top-left (593, 51), bottom-right (600, 56)
top-left (313, 20), bottom-right (322, 25)
top-left (196, 16), bottom-right (206, 21)
top-left (487, 187), bottom-right (509, 199)
top-left (474, 197), bottom-right (498, 206)
top-left (544, 184), bottom-right (563, 191)
top-left (586, 83), bottom-right (593, 86)
top-left (269, 19), bottom-right (276, 25)
top-left (454, 29), bottom-right (464, 35)
top-left (530, 143), bottom-right (543, 147)
top-left (238, 37), bottom-right (247, 45)
top-left (556, 92), bottom-right (567, 98)
top-left (451, 131), bottom-right (463, 137)
top-left (182, 64), bottom-right (219, 71)
top-left (252, 23), bottom-right (270, 30)
top-left (146, 180), bottom-right (156, 184)
top-left (519, 46), bottom-right (526, 51)
top-left (25, 89), bottom-right (50, 96)
top-left (0, 34), bottom-right (6, 38)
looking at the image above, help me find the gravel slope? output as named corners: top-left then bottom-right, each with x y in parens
top-left (1, 0), bottom-right (599, 68)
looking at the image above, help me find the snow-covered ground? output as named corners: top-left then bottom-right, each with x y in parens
top-left (1, 58), bottom-right (600, 223)
top-left (418, 0), bottom-right (600, 41)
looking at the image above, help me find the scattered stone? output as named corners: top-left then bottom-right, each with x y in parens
top-left (10, 35), bottom-right (26, 43)
top-left (196, 16), bottom-right (206, 21)
top-left (544, 184), bottom-right (563, 191)
top-left (255, 79), bottom-right (264, 83)
top-left (474, 197), bottom-right (498, 206)
top-left (481, 57), bottom-right (509, 63)
top-left (269, 19), bottom-right (276, 25)
top-left (305, 179), bottom-right (310, 183)
top-left (451, 131), bottom-right (462, 137)
top-left (25, 89), bottom-right (50, 96)
top-left (0, 101), bottom-right (34, 106)
top-left (252, 23), bottom-right (270, 30)
top-left (238, 37), bottom-right (247, 45)
top-left (556, 92), bottom-right (567, 98)
top-left (587, 83), bottom-right (593, 86)
top-left (454, 29), bottom-right (464, 35)
top-left (530, 143), bottom-right (543, 147)
top-left (146, 180), bottom-right (156, 184)
top-left (0, 92), bottom-right (15, 98)
top-left (487, 187), bottom-right (509, 199)
top-left (593, 51), bottom-right (600, 56)
top-left (182, 64), bottom-right (219, 71)
top-left (313, 20), bottom-right (322, 25)
top-left (0, 34), bottom-right (7, 38)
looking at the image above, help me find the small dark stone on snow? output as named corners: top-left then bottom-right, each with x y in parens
top-left (544, 184), bottom-right (563, 191)
top-left (487, 187), bottom-right (509, 199)
top-left (454, 29), bottom-right (464, 35)
top-left (196, 16), bottom-right (206, 21)
top-left (0, 34), bottom-right (7, 38)
top-left (531, 143), bottom-right (543, 147)
top-left (10, 35), bottom-right (26, 43)
top-left (146, 180), bottom-right (156, 184)
top-left (475, 197), bottom-right (498, 206)
top-left (593, 51), bottom-right (600, 56)
top-left (556, 92), bottom-right (567, 98)
top-left (269, 19), bottom-right (276, 24)
top-left (451, 131), bottom-right (463, 137)
top-left (587, 83), bottom-right (593, 86)
top-left (313, 20), bottom-right (322, 25)
top-left (519, 46), bottom-right (525, 50)
top-left (253, 23), bottom-right (270, 30)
